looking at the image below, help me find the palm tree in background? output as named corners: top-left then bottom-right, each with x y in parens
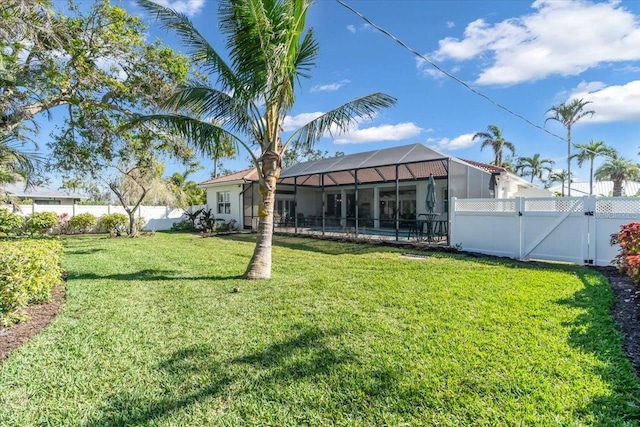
top-left (548, 169), bottom-right (572, 197)
top-left (0, 133), bottom-right (41, 200)
top-left (472, 125), bottom-right (516, 167)
top-left (595, 155), bottom-right (640, 197)
top-left (133, 0), bottom-right (396, 279)
top-left (516, 154), bottom-right (555, 183)
top-left (545, 98), bottom-right (595, 196)
top-left (572, 140), bottom-right (616, 195)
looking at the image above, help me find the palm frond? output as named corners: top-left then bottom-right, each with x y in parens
top-left (285, 93), bottom-right (397, 151)
top-left (161, 85), bottom-right (255, 134)
top-left (127, 114), bottom-right (259, 167)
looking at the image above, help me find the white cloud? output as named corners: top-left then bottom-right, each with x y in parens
top-left (310, 79), bottom-right (351, 93)
top-left (430, 133), bottom-right (476, 151)
top-left (424, 0), bottom-right (640, 85)
top-left (346, 23), bottom-right (371, 34)
top-left (446, 21), bottom-right (455, 29)
top-left (153, 0), bottom-right (205, 17)
top-left (572, 80), bottom-right (640, 123)
top-left (334, 122), bottom-right (423, 144)
top-left (282, 112), bottom-right (324, 131)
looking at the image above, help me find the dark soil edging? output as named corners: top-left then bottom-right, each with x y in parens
top-left (0, 285), bottom-right (66, 363)
top-left (594, 266), bottom-right (640, 376)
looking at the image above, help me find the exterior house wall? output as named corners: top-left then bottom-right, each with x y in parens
top-left (28, 197), bottom-right (79, 205)
top-left (294, 188), bottom-right (321, 217)
top-left (204, 182), bottom-right (244, 225)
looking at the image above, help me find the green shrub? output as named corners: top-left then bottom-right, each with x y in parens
top-left (0, 208), bottom-right (23, 236)
top-left (612, 222), bottom-right (640, 284)
top-left (70, 212), bottom-right (97, 234)
top-left (24, 211), bottom-right (58, 235)
top-left (0, 239), bottom-right (63, 325)
top-left (171, 219), bottom-right (196, 232)
top-left (99, 213), bottom-right (128, 236)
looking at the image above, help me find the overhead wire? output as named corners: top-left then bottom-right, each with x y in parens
top-left (336, 0), bottom-right (573, 146)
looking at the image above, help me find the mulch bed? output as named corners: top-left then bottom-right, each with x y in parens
top-left (0, 268), bottom-right (639, 378)
top-left (596, 266), bottom-right (640, 375)
top-left (0, 285), bottom-right (66, 363)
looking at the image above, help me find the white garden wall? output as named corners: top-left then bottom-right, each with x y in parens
top-left (1, 204), bottom-right (192, 231)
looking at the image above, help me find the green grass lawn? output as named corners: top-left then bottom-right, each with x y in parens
top-left (1, 233), bottom-right (639, 426)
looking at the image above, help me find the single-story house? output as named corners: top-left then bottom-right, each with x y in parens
top-left (548, 180), bottom-right (640, 197)
top-left (199, 143), bottom-right (539, 240)
top-left (1, 182), bottom-right (87, 205)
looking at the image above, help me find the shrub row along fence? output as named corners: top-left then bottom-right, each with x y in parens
top-left (1, 204), bottom-right (195, 231)
top-left (450, 195), bottom-right (636, 267)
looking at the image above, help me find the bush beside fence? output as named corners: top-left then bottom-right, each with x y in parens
top-left (0, 239), bottom-right (63, 326)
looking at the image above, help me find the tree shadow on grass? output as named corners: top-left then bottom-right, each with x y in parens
top-left (220, 233), bottom-right (395, 256)
top-left (83, 325), bottom-right (356, 426)
top-left (83, 345), bottom-right (232, 427)
top-left (63, 247), bottom-right (105, 255)
top-left (555, 270), bottom-right (640, 424)
top-left (68, 269), bottom-right (243, 282)
top-left (231, 325), bottom-right (353, 384)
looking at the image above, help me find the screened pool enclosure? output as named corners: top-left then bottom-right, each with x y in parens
top-left (240, 144), bottom-right (500, 244)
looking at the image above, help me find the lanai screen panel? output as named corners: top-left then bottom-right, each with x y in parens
top-left (449, 159), bottom-right (469, 199)
top-left (468, 166), bottom-right (485, 198)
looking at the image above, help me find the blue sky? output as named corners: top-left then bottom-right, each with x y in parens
top-left (49, 0), bottom-right (640, 185)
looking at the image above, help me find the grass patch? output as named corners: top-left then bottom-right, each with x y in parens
top-left (1, 233), bottom-right (639, 426)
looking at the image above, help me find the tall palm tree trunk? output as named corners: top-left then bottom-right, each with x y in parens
top-left (613, 179), bottom-right (623, 197)
top-left (589, 159), bottom-right (594, 195)
top-left (244, 152), bottom-right (280, 279)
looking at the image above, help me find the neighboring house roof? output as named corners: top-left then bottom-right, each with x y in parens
top-left (2, 182), bottom-right (87, 200)
top-left (199, 168), bottom-right (259, 186)
top-left (548, 181), bottom-right (640, 197)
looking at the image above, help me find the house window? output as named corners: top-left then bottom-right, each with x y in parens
top-left (217, 191), bottom-right (231, 214)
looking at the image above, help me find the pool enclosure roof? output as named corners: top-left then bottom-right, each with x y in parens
top-left (278, 143), bottom-right (503, 188)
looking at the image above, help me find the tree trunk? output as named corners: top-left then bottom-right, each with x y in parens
top-left (244, 151), bottom-right (279, 280)
top-left (613, 180), bottom-right (623, 197)
top-left (126, 209), bottom-right (137, 237)
top-left (589, 160), bottom-right (594, 195)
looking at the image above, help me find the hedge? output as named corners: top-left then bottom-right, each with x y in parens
top-left (0, 239), bottom-right (63, 326)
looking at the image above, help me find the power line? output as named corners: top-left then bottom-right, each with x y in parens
top-left (336, 0), bottom-right (566, 143)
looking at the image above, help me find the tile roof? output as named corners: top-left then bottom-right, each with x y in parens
top-left (459, 159), bottom-right (506, 174)
top-left (199, 168), bottom-right (259, 185)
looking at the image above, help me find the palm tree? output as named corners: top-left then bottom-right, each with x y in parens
top-left (548, 169), bottom-right (572, 197)
top-left (515, 154), bottom-right (555, 183)
top-left (472, 125), bottom-right (516, 166)
top-left (0, 132), bottom-right (41, 203)
top-left (545, 98), bottom-right (595, 196)
top-left (134, 0), bottom-right (396, 279)
top-left (595, 155), bottom-right (640, 197)
top-left (572, 140), bottom-right (616, 195)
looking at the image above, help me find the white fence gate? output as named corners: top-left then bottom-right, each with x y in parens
top-left (450, 196), bottom-right (640, 266)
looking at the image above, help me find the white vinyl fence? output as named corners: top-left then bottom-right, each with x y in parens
top-left (450, 196), bottom-right (640, 266)
top-left (1, 204), bottom-right (201, 231)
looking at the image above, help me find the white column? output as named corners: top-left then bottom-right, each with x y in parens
top-left (340, 188), bottom-right (346, 227)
